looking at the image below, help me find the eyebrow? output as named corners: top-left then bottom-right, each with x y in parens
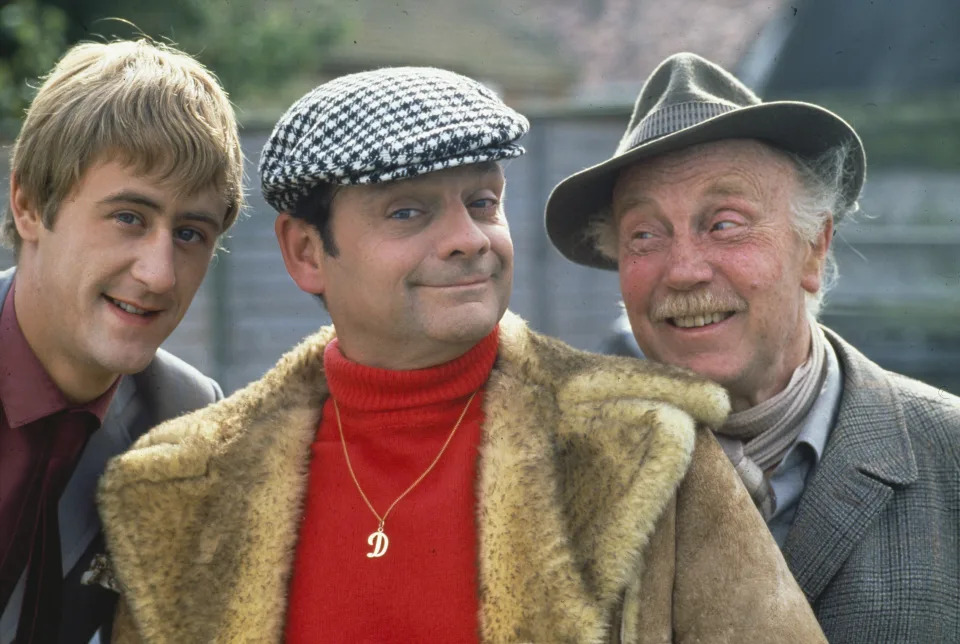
top-left (612, 195), bottom-right (655, 215)
top-left (703, 177), bottom-right (761, 200)
top-left (473, 160), bottom-right (501, 176)
top-left (99, 190), bottom-right (224, 232)
top-left (180, 212), bottom-right (224, 233)
top-left (99, 190), bottom-right (162, 211)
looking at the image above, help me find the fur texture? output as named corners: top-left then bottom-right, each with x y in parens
top-left (99, 312), bottom-right (823, 642)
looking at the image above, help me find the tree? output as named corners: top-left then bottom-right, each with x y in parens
top-left (0, 0), bottom-right (348, 133)
top-left (0, 0), bottom-right (68, 135)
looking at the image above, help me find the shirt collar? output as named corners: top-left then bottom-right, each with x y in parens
top-left (0, 277), bottom-right (119, 428)
top-left (788, 331), bottom-right (843, 467)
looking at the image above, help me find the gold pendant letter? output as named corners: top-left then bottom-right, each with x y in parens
top-left (367, 529), bottom-right (389, 558)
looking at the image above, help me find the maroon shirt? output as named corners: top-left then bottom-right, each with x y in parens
top-left (0, 280), bottom-right (117, 641)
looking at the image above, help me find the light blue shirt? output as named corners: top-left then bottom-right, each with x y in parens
top-left (767, 335), bottom-right (844, 547)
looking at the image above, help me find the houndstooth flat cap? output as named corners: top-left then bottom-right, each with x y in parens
top-left (259, 66), bottom-right (530, 212)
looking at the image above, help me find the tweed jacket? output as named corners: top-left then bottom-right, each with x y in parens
top-left (782, 328), bottom-right (960, 643)
top-left (99, 312), bottom-right (825, 643)
top-left (0, 267), bottom-right (222, 644)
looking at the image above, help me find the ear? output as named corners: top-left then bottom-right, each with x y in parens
top-left (274, 213), bottom-right (328, 295)
top-left (10, 173), bottom-right (44, 243)
top-left (800, 216), bottom-right (834, 295)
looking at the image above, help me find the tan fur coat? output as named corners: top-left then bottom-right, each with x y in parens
top-left (99, 312), bottom-right (825, 643)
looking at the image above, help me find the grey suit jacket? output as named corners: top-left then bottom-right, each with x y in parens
top-left (0, 267), bottom-right (223, 643)
top-left (783, 328), bottom-right (960, 643)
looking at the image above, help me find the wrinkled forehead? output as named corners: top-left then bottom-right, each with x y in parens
top-left (613, 139), bottom-right (798, 207)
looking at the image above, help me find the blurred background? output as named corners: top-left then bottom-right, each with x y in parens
top-left (0, 0), bottom-right (957, 394)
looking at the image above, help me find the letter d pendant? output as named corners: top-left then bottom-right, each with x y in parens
top-left (367, 524), bottom-right (389, 558)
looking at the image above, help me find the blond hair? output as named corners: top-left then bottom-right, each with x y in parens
top-left (2, 39), bottom-right (244, 254)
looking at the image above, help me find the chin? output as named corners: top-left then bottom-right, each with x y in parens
top-left (97, 347), bottom-right (160, 376)
top-left (689, 364), bottom-right (743, 391)
top-left (449, 322), bottom-right (497, 345)
top-left (655, 350), bottom-right (736, 381)
top-left (437, 316), bottom-right (499, 346)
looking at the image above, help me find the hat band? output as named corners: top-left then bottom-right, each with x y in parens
top-left (623, 101), bottom-right (739, 151)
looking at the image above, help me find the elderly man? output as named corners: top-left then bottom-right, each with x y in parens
top-left (547, 52), bottom-right (960, 642)
top-left (0, 40), bottom-right (242, 643)
top-left (97, 66), bottom-right (826, 642)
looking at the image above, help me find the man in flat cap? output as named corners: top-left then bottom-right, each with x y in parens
top-left (0, 39), bottom-right (242, 643)
top-left (547, 52), bottom-right (960, 642)
top-left (98, 66), bottom-right (825, 642)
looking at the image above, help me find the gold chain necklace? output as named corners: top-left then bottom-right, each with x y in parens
top-left (334, 389), bottom-right (479, 559)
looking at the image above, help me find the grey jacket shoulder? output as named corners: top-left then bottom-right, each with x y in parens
top-left (138, 348), bottom-right (223, 401)
top-left (885, 369), bottom-right (960, 448)
top-left (130, 349), bottom-right (223, 429)
top-left (832, 328), bottom-right (960, 463)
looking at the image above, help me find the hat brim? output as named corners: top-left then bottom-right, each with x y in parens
top-left (545, 101), bottom-right (866, 270)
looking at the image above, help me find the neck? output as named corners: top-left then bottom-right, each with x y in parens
top-left (323, 327), bottom-right (498, 413)
top-left (719, 322), bottom-right (830, 471)
top-left (335, 337), bottom-right (478, 371)
top-left (13, 273), bottom-right (115, 403)
top-left (729, 321), bottom-right (813, 412)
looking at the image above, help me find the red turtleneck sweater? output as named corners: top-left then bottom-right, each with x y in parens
top-left (285, 330), bottom-right (498, 643)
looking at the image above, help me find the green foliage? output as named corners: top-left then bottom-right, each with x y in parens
top-left (0, 0), bottom-right (68, 135)
top-left (788, 91), bottom-right (960, 170)
top-left (174, 0), bottom-right (347, 99)
top-left (0, 0), bottom-right (348, 133)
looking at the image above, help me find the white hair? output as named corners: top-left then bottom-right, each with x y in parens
top-left (584, 140), bottom-right (860, 318)
top-left (782, 142), bottom-right (859, 316)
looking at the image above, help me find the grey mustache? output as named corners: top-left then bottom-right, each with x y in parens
top-left (651, 290), bottom-right (747, 320)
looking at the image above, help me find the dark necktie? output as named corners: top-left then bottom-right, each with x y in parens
top-left (12, 411), bottom-right (94, 644)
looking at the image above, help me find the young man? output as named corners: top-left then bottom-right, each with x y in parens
top-left (0, 40), bottom-right (243, 643)
top-left (99, 67), bottom-right (825, 642)
top-left (546, 52), bottom-right (960, 642)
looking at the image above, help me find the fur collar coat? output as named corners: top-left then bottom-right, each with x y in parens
top-left (99, 312), bottom-right (825, 642)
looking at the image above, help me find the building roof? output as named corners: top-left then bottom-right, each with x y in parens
top-left (741, 0), bottom-right (960, 97)
top-left (321, 0), bottom-right (578, 102)
top-left (321, 0), bottom-right (781, 108)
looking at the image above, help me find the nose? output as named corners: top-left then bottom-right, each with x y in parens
top-left (663, 233), bottom-right (712, 290)
top-left (436, 202), bottom-right (491, 259)
top-left (131, 230), bottom-right (177, 293)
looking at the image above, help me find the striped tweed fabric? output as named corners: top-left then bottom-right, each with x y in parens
top-left (782, 327), bottom-right (960, 643)
top-left (622, 101), bottom-right (736, 150)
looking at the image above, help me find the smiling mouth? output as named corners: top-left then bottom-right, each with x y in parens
top-left (425, 277), bottom-right (491, 288)
top-left (105, 295), bottom-right (159, 317)
top-left (668, 311), bottom-right (735, 329)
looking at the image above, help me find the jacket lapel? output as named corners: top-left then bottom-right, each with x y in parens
top-left (99, 328), bottom-right (332, 642)
top-left (59, 377), bottom-right (138, 576)
top-left (475, 316), bottom-right (721, 641)
top-left (476, 361), bottom-right (608, 642)
top-left (782, 329), bottom-right (918, 602)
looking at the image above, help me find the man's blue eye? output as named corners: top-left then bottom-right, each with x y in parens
top-left (390, 209), bottom-right (418, 220)
top-left (115, 212), bottom-right (138, 225)
top-left (176, 228), bottom-right (203, 243)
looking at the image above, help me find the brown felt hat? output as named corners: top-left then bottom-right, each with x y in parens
top-left (545, 52), bottom-right (866, 270)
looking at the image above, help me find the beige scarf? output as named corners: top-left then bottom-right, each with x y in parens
top-left (714, 321), bottom-right (828, 519)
